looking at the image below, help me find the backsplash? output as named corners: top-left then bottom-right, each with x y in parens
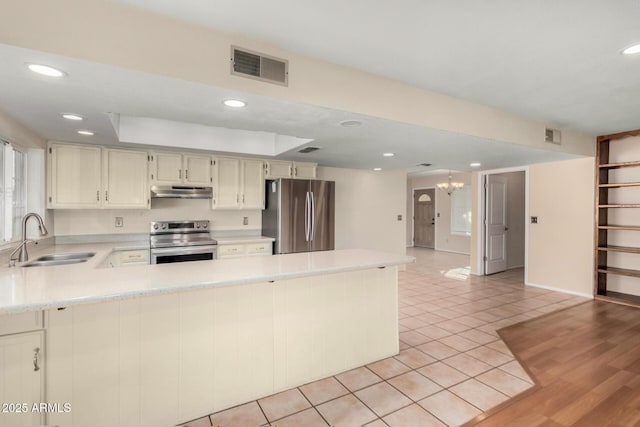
top-left (52, 198), bottom-right (262, 236)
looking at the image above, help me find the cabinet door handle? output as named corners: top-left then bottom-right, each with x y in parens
top-left (179, 169), bottom-right (182, 179)
top-left (236, 194), bottom-right (239, 204)
top-left (33, 347), bottom-right (40, 372)
top-left (242, 194), bottom-right (245, 203)
top-left (185, 170), bottom-right (189, 180)
top-left (105, 191), bottom-right (109, 202)
top-left (97, 190), bottom-right (100, 201)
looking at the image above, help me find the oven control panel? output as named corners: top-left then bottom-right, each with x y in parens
top-left (150, 220), bottom-right (209, 233)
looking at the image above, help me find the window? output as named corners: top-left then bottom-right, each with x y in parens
top-left (451, 186), bottom-right (471, 235)
top-left (418, 194), bottom-right (431, 202)
top-left (0, 141), bottom-right (27, 242)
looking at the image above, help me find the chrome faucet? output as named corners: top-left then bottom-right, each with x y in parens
top-left (8, 213), bottom-right (49, 267)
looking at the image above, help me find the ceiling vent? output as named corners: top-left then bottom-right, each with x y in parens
top-left (298, 146), bottom-right (320, 154)
top-left (417, 163), bottom-right (432, 167)
top-left (545, 128), bottom-right (561, 145)
top-left (231, 46), bottom-right (288, 86)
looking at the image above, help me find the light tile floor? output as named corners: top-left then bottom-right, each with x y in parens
top-left (182, 248), bottom-right (589, 427)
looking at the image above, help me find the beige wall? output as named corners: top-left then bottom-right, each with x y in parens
top-left (527, 157), bottom-right (594, 296)
top-left (407, 173), bottom-right (471, 254)
top-left (1, 0), bottom-right (594, 156)
top-left (52, 199), bottom-right (262, 236)
top-left (317, 167), bottom-right (406, 256)
top-left (0, 110), bottom-right (45, 149)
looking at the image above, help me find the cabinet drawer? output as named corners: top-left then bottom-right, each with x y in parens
top-left (246, 242), bottom-right (272, 255)
top-left (218, 244), bottom-right (245, 256)
top-left (0, 311), bottom-right (44, 335)
top-left (119, 250), bottom-right (149, 264)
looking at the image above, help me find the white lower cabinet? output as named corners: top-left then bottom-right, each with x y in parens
top-left (45, 267), bottom-right (398, 427)
top-left (217, 240), bottom-right (272, 259)
top-left (0, 331), bottom-right (45, 427)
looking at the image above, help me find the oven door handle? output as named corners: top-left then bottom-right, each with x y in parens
top-left (151, 245), bottom-right (218, 256)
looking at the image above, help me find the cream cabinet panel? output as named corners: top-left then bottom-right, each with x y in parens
top-left (184, 155), bottom-right (212, 186)
top-left (212, 157), bottom-right (240, 209)
top-left (265, 161), bottom-right (292, 179)
top-left (151, 152), bottom-right (182, 185)
top-left (293, 162), bottom-right (317, 179)
top-left (48, 143), bottom-right (102, 208)
top-left (0, 331), bottom-right (45, 427)
top-left (102, 149), bottom-right (149, 209)
top-left (241, 159), bottom-right (265, 209)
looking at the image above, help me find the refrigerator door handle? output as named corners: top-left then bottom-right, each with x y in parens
top-left (310, 191), bottom-right (315, 241)
top-left (305, 191), bottom-right (310, 241)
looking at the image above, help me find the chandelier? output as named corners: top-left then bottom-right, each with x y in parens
top-left (437, 172), bottom-right (464, 196)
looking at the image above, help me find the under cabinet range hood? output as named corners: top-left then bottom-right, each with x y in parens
top-left (150, 185), bottom-right (213, 199)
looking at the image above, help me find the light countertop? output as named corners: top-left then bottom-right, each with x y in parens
top-left (0, 242), bottom-right (414, 314)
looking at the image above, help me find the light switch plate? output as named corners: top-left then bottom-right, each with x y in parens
top-left (243, 216), bottom-right (249, 225)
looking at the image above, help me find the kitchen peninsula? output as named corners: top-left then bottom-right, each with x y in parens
top-left (0, 245), bottom-right (412, 427)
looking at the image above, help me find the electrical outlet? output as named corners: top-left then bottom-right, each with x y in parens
top-left (397, 214), bottom-right (402, 221)
top-left (243, 216), bottom-right (249, 226)
top-left (115, 217), bottom-right (124, 228)
top-left (531, 216), bottom-right (538, 224)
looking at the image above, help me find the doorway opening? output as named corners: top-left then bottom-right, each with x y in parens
top-left (480, 168), bottom-right (527, 276)
top-left (413, 188), bottom-right (435, 248)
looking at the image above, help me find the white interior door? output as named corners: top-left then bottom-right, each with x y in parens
top-left (485, 175), bottom-right (508, 275)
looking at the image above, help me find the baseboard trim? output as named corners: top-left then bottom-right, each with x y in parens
top-left (433, 248), bottom-right (471, 255)
top-left (525, 281), bottom-right (594, 299)
top-left (506, 264), bottom-right (524, 270)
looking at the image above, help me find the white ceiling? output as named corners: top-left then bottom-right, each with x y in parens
top-left (0, 44), bottom-right (578, 172)
top-left (112, 0), bottom-right (640, 135)
top-left (3, 1), bottom-right (640, 172)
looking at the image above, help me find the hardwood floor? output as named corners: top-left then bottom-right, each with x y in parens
top-left (467, 301), bottom-right (640, 427)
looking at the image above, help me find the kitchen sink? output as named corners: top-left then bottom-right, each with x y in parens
top-left (23, 252), bottom-right (96, 267)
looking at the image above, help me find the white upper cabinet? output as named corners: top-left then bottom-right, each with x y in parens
top-left (150, 153), bottom-right (212, 186)
top-left (241, 159), bottom-right (265, 209)
top-left (102, 149), bottom-right (149, 209)
top-left (183, 155), bottom-right (212, 186)
top-left (48, 143), bottom-right (149, 210)
top-left (212, 157), bottom-right (241, 209)
top-left (292, 162), bottom-right (317, 179)
top-left (48, 143), bottom-right (102, 209)
top-left (212, 157), bottom-right (264, 209)
top-left (264, 161), bottom-right (292, 179)
top-left (264, 160), bottom-right (316, 180)
top-left (152, 152), bottom-right (182, 185)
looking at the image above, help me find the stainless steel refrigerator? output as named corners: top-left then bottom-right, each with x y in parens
top-left (262, 179), bottom-right (335, 254)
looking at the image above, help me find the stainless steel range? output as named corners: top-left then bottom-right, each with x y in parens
top-left (150, 220), bottom-right (217, 264)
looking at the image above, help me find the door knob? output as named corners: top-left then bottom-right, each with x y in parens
top-left (504, 226), bottom-right (509, 231)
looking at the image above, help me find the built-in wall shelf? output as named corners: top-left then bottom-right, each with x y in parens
top-left (598, 225), bottom-right (640, 231)
top-left (599, 160), bottom-right (640, 169)
top-left (595, 128), bottom-right (640, 308)
top-left (597, 266), bottom-right (640, 278)
top-left (598, 182), bottom-right (640, 188)
top-left (597, 245), bottom-right (640, 254)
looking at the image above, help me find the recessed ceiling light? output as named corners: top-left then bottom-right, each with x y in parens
top-left (223, 99), bottom-right (247, 108)
top-left (470, 162), bottom-right (481, 167)
top-left (383, 153), bottom-right (395, 157)
top-left (61, 113), bottom-right (84, 121)
top-left (77, 130), bottom-right (95, 136)
top-left (373, 168), bottom-right (382, 171)
top-left (622, 43), bottom-right (640, 55)
top-left (340, 120), bottom-right (362, 127)
top-left (27, 64), bottom-right (65, 77)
